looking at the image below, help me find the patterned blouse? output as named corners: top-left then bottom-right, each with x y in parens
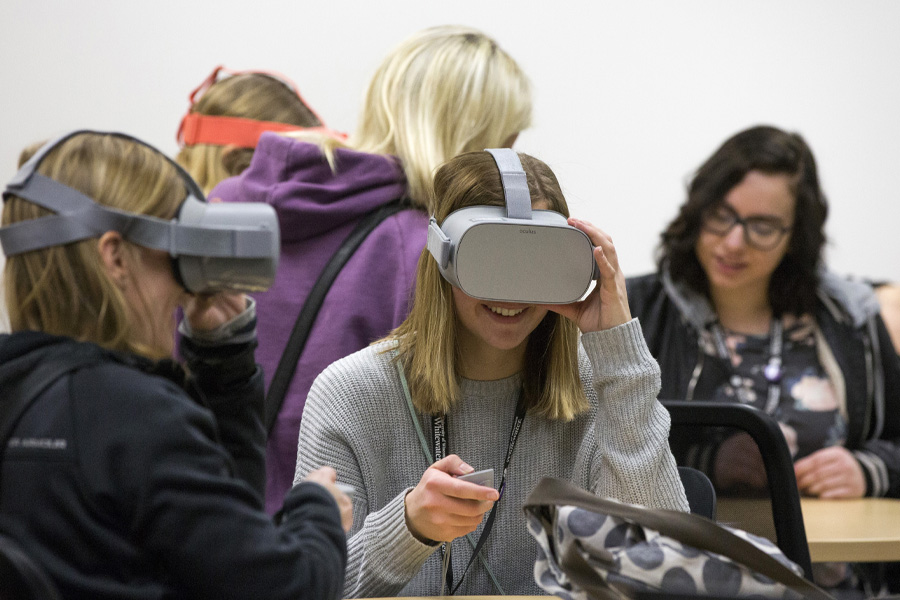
top-left (699, 314), bottom-right (848, 461)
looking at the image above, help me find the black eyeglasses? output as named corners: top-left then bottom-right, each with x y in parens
top-left (701, 204), bottom-right (792, 251)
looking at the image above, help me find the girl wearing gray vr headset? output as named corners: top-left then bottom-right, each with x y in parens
top-left (295, 149), bottom-right (689, 597)
top-left (0, 131), bottom-right (351, 599)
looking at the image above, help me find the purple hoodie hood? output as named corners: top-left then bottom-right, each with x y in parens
top-left (210, 132), bottom-right (408, 242)
top-left (207, 131), bottom-right (428, 514)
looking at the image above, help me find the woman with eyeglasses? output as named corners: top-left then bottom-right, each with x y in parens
top-left (627, 125), bottom-right (900, 504)
top-left (628, 125), bottom-right (900, 592)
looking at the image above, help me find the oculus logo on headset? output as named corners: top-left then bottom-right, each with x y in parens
top-left (0, 130), bottom-right (279, 294)
top-left (427, 148), bottom-right (598, 304)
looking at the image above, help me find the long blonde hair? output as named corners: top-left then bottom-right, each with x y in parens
top-left (295, 25), bottom-right (532, 211)
top-left (3, 133), bottom-right (187, 358)
top-left (389, 151), bottom-right (588, 420)
top-left (176, 72), bottom-right (322, 194)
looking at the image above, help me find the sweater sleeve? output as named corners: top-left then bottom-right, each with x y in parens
top-left (294, 364), bottom-right (437, 598)
top-left (581, 319), bottom-right (690, 512)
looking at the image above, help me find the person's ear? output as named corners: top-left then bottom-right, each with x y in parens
top-left (221, 144), bottom-right (252, 176)
top-left (97, 231), bottom-right (130, 290)
top-left (220, 144), bottom-right (241, 160)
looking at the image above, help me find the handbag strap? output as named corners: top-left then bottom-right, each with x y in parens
top-left (524, 477), bottom-right (832, 600)
top-left (0, 348), bottom-right (101, 483)
top-left (264, 200), bottom-right (407, 433)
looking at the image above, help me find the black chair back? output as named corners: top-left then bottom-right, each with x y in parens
top-left (664, 401), bottom-right (813, 579)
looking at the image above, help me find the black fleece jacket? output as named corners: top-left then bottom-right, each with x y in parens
top-left (627, 271), bottom-right (900, 498)
top-left (0, 330), bottom-right (346, 599)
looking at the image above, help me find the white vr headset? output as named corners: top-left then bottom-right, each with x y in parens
top-left (427, 148), bottom-right (598, 304)
top-left (0, 130), bottom-right (279, 294)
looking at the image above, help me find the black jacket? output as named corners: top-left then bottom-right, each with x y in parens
top-left (0, 330), bottom-right (347, 599)
top-left (627, 270), bottom-right (900, 498)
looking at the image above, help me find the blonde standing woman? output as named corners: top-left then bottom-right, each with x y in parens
top-left (211, 25), bottom-right (533, 514)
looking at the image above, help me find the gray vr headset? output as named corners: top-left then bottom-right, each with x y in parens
top-left (0, 130), bottom-right (279, 294)
top-left (427, 148), bottom-right (598, 304)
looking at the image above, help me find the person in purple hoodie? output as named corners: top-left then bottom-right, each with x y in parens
top-left (210, 25), bottom-right (534, 513)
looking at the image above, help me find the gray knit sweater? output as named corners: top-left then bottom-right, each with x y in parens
top-left (294, 319), bottom-right (689, 597)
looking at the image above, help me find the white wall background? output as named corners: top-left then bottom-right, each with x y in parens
top-left (1, 0), bottom-right (898, 331)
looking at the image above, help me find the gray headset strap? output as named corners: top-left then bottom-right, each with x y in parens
top-left (427, 149), bottom-right (531, 269)
top-left (8, 129), bottom-right (206, 199)
top-left (1, 174), bottom-right (130, 255)
top-left (1, 131), bottom-right (272, 258)
top-left (426, 218), bottom-right (451, 269)
top-left (485, 148), bottom-right (531, 220)
top-left (1, 175), bottom-right (272, 258)
top-left (487, 148), bottom-right (601, 281)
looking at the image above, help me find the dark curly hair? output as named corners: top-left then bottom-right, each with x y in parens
top-left (657, 125), bottom-right (828, 317)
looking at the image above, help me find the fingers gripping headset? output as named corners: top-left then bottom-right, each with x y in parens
top-left (427, 148), bottom-right (599, 304)
top-left (0, 130), bottom-right (279, 294)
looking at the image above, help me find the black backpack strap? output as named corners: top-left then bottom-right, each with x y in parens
top-left (0, 350), bottom-right (100, 469)
top-left (264, 200), bottom-right (408, 433)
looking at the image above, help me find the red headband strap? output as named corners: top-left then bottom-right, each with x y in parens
top-left (176, 65), bottom-right (344, 148)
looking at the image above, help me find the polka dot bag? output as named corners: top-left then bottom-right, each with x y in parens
top-left (524, 478), bottom-right (832, 600)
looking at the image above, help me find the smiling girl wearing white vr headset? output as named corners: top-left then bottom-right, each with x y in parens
top-left (294, 148), bottom-right (689, 598)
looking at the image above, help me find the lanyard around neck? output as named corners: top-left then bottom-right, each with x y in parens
top-left (710, 318), bottom-right (784, 413)
top-left (431, 394), bottom-right (527, 490)
top-left (431, 392), bottom-right (526, 595)
top-left (395, 352), bottom-right (523, 595)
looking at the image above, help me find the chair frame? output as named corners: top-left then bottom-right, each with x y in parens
top-left (663, 400), bottom-right (813, 579)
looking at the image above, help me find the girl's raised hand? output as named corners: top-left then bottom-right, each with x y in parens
top-left (545, 217), bottom-right (631, 333)
top-left (183, 292), bottom-right (248, 332)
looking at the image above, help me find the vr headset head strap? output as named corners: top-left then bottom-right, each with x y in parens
top-left (176, 65), bottom-right (344, 148)
top-left (485, 148), bottom-right (531, 220)
top-left (427, 149), bottom-right (532, 271)
top-left (0, 130), bottom-right (273, 260)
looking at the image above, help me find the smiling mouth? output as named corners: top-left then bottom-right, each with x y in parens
top-left (488, 305), bottom-right (526, 317)
top-left (716, 256), bottom-right (745, 271)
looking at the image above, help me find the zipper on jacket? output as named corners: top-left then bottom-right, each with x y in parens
top-left (818, 290), bottom-right (848, 326)
top-left (686, 348), bottom-right (704, 402)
